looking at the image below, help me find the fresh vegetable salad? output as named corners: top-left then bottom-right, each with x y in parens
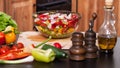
top-left (34, 11), bottom-right (81, 38)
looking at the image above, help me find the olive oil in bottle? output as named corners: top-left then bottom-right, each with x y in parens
top-left (98, 0), bottom-right (117, 53)
top-left (98, 35), bottom-right (117, 53)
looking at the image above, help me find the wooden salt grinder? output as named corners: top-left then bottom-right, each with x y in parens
top-left (69, 32), bottom-right (86, 61)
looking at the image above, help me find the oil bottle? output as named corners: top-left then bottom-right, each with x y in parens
top-left (98, 0), bottom-right (117, 53)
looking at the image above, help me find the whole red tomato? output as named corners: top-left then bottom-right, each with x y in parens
top-left (0, 32), bottom-right (5, 45)
top-left (53, 42), bottom-right (62, 49)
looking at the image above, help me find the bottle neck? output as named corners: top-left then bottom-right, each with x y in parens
top-left (104, 7), bottom-right (113, 23)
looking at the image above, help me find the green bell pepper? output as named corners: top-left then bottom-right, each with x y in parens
top-left (31, 48), bottom-right (55, 63)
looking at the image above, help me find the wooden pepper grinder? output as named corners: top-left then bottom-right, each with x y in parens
top-left (69, 32), bottom-right (86, 61)
top-left (85, 13), bottom-right (98, 59)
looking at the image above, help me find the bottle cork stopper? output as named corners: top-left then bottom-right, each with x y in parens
top-left (105, 0), bottom-right (113, 8)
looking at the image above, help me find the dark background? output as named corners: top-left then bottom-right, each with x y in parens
top-left (36, 0), bottom-right (71, 11)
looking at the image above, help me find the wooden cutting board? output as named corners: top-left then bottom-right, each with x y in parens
top-left (17, 31), bottom-right (72, 49)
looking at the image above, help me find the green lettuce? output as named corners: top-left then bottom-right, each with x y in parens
top-left (0, 12), bottom-right (18, 33)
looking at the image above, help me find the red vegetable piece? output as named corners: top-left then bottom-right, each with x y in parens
top-left (38, 14), bottom-right (49, 20)
top-left (53, 42), bottom-right (62, 49)
top-left (0, 46), bottom-right (10, 54)
top-left (0, 32), bottom-right (5, 45)
top-left (17, 42), bottom-right (24, 49)
top-left (0, 51), bottom-right (30, 60)
top-left (12, 45), bottom-right (19, 51)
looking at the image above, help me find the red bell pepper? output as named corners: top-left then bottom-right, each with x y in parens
top-left (0, 48), bottom-right (30, 60)
top-left (0, 43), bottom-right (30, 60)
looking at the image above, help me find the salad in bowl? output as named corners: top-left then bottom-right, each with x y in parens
top-left (34, 10), bottom-right (81, 39)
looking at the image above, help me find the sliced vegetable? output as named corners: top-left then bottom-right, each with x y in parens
top-left (31, 48), bottom-right (55, 63)
top-left (0, 56), bottom-right (34, 64)
top-left (0, 43), bottom-right (30, 60)
top-left (0, 49), bottom-right (30, 60)
top-left (0, 46), bottom-right (10, 54)
top-left (41, 44), bottom-right (68, 59)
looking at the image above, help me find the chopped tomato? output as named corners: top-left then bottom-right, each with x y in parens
top-left (71, 14), bottom-right (78, 19)
top-left (67, 20), bottom-right (76, 27)
top-left (38, 14), bottom-right (49, 20)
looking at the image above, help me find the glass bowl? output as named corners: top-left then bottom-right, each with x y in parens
top-left (33, 10), bottom-right (81, 39)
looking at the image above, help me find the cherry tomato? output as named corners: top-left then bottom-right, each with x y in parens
top-left (17, 42), bottom-right (24, 49)
top-left (53, 42), bottom-right (62, 49)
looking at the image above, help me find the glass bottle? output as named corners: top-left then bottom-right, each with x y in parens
top-left (98, 6), bottom-right (117, 53)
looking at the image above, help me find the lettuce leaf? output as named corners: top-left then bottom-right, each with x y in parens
top-left (0, 12), bottom-right (18, 33)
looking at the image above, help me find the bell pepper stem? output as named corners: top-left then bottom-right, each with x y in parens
top-left (35, 36), bottom-right (52, 48)
top-left (3, 30), bottom-right (12, 34)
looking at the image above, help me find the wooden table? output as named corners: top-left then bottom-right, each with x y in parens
top-left (1, 31), bottom-right (120, 68)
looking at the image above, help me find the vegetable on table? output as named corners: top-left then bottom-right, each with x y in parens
top-left (4, 26), bottom-right (17, 44)
top-left (5, 31), bottom-right (16, 44)
top-left (0, 56), bottom-right (34, 64)
top-left (0, 50), bottom-right (30, 60)
top-left (41, 44), bottom-right (68, 59)
top-left (0, 43), bottom-right (31, 60)
top-left (0, 32), bottom-right (5, 45)
top-left (34, 36), bottom-right (68, 59)
top-left (31, 48), bottom-right (55, 63)
top-left (53, 42), bottom-right (62, 49)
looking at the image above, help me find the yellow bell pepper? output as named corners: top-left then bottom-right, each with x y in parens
top-left (5, 32), bottom-right (16, 44)
top-left (4, 26), bottom-right (16, 44)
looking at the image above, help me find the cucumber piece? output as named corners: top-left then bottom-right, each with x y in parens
top-left (41, 44), bottom-right (68, 59)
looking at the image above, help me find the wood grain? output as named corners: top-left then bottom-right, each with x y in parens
top-left (0, 0), bottom-right (4, 11)
top-left (4, 0), bottom-right (35, 31)
top-left (72, 0), bottom-right (120, 36)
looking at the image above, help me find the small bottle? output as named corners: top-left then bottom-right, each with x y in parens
top-left (98, 0), bottom-right (117, 53)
